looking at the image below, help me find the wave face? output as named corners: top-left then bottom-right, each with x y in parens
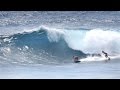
top-left (0, 26), bottom-right (86, 65)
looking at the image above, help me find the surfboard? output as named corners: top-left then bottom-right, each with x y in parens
top-left (74, 60), bottom-right (81, 63)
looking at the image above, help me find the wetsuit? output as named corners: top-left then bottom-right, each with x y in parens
top-left (74, 56), bottom-right (81, 63)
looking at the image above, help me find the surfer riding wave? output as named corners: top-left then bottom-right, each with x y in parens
top-left (102, 51), bottom-right (110, 60)
top-left (73, 51), bottom-right (110, 63)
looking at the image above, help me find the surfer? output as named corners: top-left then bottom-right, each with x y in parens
top-left (102, 51), bottom-right (110, 60)
top-left (73, 56), bottom-right (81, 63)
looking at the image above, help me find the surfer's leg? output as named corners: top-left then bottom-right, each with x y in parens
top-left (108, 57), bottom-right (110, 60)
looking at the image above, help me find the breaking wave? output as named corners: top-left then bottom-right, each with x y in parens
top-left (0, 26), bottom-right (86, 65)
top-left (1, 26), bottom-right (120, 64)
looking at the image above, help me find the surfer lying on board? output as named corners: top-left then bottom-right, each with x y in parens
top-left (73, 56), bottom-right (81, 63)
top-left (102, 51), bottom-right (110, 60)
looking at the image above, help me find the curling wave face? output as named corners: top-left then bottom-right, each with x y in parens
top-left (0, 26), bottom-right (86, 65)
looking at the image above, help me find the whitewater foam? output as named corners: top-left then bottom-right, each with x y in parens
top-left (81, 29), bottom-right (120, 54)
top-left (62, 28), bottom-right (120, 55)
